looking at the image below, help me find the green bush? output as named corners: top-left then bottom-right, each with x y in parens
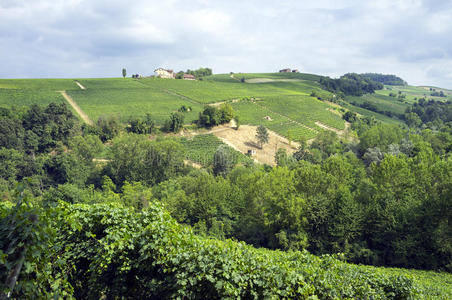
top-left (1, 199), bottom-right (426, 299)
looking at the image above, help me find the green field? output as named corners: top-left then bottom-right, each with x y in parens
top-left (378, 85), bottom-right (452, 103)
top-left (67, 87), bottom-right (203, 124)
top-left (346, 94), bottom-right (409, 116)
top-left (0, 89), bottom-right (66, 108)
top-left (0, 78), bottom-right (79, 90)
top-left (0, 79), bottom-right (79, 108)
top-left (216, 72), bottom-right (323, 81)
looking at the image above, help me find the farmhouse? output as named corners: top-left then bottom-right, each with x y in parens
top-left (183, 74), bottom-right (196, 80)
top-left (292, 69), bottom-right (299, 73)
top-left (154, 68), bottom-right (175, 79)
top-left (279, 68), bottom-right (291, 73)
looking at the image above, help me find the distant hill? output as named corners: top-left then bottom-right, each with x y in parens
top-left (360, 73), bottom-right (407, 86)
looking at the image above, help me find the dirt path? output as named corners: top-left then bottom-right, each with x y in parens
top-left (209, 98), bottom-right (241, 107)
top-left (75, 81), bottom-right (86, 90)
top-left (59, 91), bottom-right (93, 126)
top-left (314, 121), bottom-right (352, 138)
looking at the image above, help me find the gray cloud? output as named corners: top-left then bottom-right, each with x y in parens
top-left (0, 0), bottom-right (451, 88)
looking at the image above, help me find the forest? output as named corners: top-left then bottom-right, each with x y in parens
top-left (1, 94), bottom-right (452, 298)
top-left (319, 73), bottom-right (384, 96)
top-left (360, 73), bottom-right (407, 86)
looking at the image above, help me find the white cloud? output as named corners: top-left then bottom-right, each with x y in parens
top-left (0, 0), bottom-right (451, 88)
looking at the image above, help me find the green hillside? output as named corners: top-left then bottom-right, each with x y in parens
top-left (1, 73), bottom-right (449, 141)
top-left (0, 74), bottom-right (346, 140)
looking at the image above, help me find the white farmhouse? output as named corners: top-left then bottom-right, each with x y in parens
top-left (154, 68), bottom-right (175, 79)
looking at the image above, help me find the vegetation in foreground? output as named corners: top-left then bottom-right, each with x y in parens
top-left (2, 194), bottom-right (451, 299)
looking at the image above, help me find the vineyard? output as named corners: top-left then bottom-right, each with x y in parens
top-left (2, 199), bottom-right (451, 299)
top-left (66, 87), bottom-right (203, 124)
top-left (231, 101), bottom-right (317, 140)
top-left (181, 134), bottom-right (252, 167)
top-left (377, 85), bottom-right (452, 103)
top-left (346, 94), bottom-right (409, 116)
top-left (0, 89), bottom-right (66, 108)
top-left (0, 73), bottom-right (429, 141)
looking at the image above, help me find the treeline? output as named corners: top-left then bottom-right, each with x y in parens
top-left (360, 73), bottom-right (407, 86)
top-left (175, 67), bottom-right (213, 79)
top-left (319, 73), bottom-right (383, 96)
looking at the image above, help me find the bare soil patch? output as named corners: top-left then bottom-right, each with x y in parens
top-left (75, 81), bottom-right (86, 90)
top-left (184, 159), bottom-right (202, 169)
top-left (209, 99), bottom-right (241, 107)
top-left (211, 125), bottom-right (299, 166)
top-left (327, 108), bottom-right (342, 116)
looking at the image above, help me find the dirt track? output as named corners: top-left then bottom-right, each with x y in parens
top-left (75, 81), bottom-right (86, 90)
top-left (59, 91), bottom-right (93, 126)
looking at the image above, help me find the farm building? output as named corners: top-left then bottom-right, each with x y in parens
top-left (279, 68), bottom-right (291, 73)
top-left (154, 68), bottom-right (175, 79)
top-left (292, 69), bottom-right (299, 73)
top-left (183, 74), bottom-right (196, 80)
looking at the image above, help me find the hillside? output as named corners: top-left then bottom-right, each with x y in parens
top-left (1, 72), bottom-right (452, 298)
top-left (0, 73), bottom-right (353, 140)
top-left (1, 72), bottom-right (451, 162)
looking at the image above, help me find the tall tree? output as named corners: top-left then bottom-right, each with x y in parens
top-left (122, 68), bottom-right (127, 78)
top-left (256, 125), bottom-right (269, 149)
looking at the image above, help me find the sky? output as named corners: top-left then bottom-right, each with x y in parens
top-left (1, 0), bottom-right (451, 88)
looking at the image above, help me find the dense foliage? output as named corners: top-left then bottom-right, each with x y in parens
top-left (175, 67), bottom-right (213, 79)
top-left (360, 73), bottom-right (407, 86)
top-left (3, 196), bottom-right (445, 299)
top-left (320, 73), bottom-right (383, 96)
top-left (406, 98), bottom-right (452, 127)
top-left (197, 103), bottom-right (235, 128)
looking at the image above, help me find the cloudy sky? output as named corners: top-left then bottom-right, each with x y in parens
top-left (1, 0), bottom-right (451, 88)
